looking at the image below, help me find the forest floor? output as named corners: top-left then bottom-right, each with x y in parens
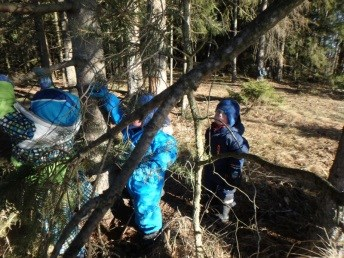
top-left (1, 78), bottom-right (344, 257)
top-left (103, 79), bottom-right (344, 257)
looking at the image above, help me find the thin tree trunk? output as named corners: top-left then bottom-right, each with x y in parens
top-left (181, 0), bottom-right (192, 115)
top-left (33, 2), bottom-right (50, 69)
top-left (325, 127), bottom-right (344, 252)
top-left (53, 11), bottom-right (67, 86)
top-left (59, 0), bottom-right (76, 86)
top-left (144, 0), bottom-right (168, 94)
top-left (127, 2), bottom-right (143, 94)
top-left (231, 0), bottom-right (238, 82)
top-left (187, 91), bottom-right (205, 258)
top-left (257, 0), bottom-right (268, 80)
top-left (277, 34), bottom-right (285, 82)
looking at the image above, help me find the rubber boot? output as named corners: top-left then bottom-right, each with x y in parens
top-left (216, 189), bottom-right (236, 223)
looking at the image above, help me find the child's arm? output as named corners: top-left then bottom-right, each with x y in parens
top-left (226, 130), bottom-right (249, 154)
top-left (131, 133), bottom-right (178, 183)
top-left (89, 85), bottom-right (123, 124)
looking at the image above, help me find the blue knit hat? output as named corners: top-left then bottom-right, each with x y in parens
top-left (30, 88), bottom-right (81, 126)
top-left (216, 99), bottom-right (240, 127)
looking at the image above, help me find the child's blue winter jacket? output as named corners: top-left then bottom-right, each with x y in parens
top-left (203, 99), bottom-right (249, 200)
top-left (98, 91), bottom-right (178, 235)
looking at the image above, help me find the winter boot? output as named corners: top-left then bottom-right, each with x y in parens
top-left (216, 189), bottom-right (236, 223)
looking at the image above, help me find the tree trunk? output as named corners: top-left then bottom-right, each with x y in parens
top-left (127, 2), bottom-right (143, 94)
top-left (181, 0), bottom-right (192, 115)
top-left (144, 0), bottom-right (168, 94)
top-left (325, 127), bottom-right (344, 252)
top-left (188, 91), bottom-right (205, 258)
top-left (66, 0), bottom-right (111, 220)
top-left (329, 127), bottom-right (344, 191)
top-left (256, 0), bottom-right (268, 80)
top-left (59, 0), bottom-right (77, 86)
top-left (231, 0), bottom-right (238, 82)
top-left (53, 11), bottom-right (66, 85)
top-left (33, 2), bottom-right (51, 69)
top-left (276, 34), bottom-right (285, 82)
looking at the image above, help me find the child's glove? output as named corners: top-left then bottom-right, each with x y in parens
top-left (89, 83), bottom-right (109, 99)
top-left (39, 77), bottom-right (53, 89)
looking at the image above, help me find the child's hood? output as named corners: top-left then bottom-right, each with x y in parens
top-left (216, 99), bottom-right (245, 134)
top-left (30, 88), bottom-right (81, 126)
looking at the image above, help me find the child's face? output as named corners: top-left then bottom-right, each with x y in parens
top-left (131, 119), bottom-right (143, 128)
top-left (214, 109), bottom-right (228, 125)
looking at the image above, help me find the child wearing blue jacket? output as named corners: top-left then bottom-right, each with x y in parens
top-left (0, 74), bottom-right (89, 256)
top-left (90, 86), bottom-right (178, 241)
top-left (203, 98), bottom-right (249, 222)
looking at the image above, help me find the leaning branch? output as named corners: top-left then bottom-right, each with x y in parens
top-left (199, 152), bottom-right (344, 205)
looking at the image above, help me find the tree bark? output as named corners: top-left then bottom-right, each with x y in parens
top-left (181, 0), bottom-right (192, 115)
top-left (276, 34), bottom-right (285, 82)
top-left (59, 0), bottom-right (77, 87)
top-left (256, 0), bottom-right (268, 80)
top-left (127, 2), bottom-right (143, 94)
top-left (144, 0), bottom-right (168, 94)
top-left (231, 0), bottom-right (239, 82)
top-left (188, 91), bottom-right (205, 258)
top-left (33, 1), bottom-right (51, 69)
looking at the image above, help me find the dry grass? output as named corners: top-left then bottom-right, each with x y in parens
top-left (159, 80), bottom-right (344, 257)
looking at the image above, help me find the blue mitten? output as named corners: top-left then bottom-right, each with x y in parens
top-left (39, 77), bottom-right (53, 89)
top-left (89, 83), bottom-right (122, 124)
top-left (89, 84), bottom-right (109, 99)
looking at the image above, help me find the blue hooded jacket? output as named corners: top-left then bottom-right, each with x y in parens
top-left (97, 91), bottom-right (178, 234)
top-left (204, 99), bottom-right (249, 196)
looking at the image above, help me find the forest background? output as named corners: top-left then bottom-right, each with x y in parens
top-left (0, 0), bottom-right (343, 257)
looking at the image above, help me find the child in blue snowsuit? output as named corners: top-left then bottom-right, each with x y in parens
top-left (90, 86), bottom-right (178, 240)
top-left (203, 98), bottom-right (249, 222)
top-left (0, 74), bottom-right (90, 255)
top-left (0, 74), bottom-right (81, 167)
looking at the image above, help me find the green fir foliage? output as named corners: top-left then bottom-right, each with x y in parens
top-left (229, 80), bottom-right (282, 105)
